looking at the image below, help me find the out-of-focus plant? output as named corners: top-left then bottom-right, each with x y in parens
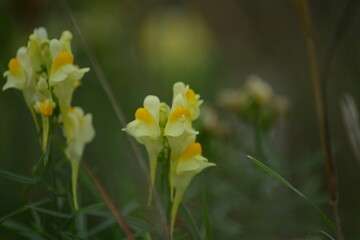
top-left (138, 9), bottom-right (214, 86)
top-left (217, 74), bottom-right (289, 133)
top-left (124, 81), bottom-right (216, 239)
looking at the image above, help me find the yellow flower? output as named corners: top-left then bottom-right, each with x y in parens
top-left (3, 47), bottom-right (33, 91)
top-left (34, 99), bottom-right (56, 117)
top-left (63, 106), bottom-right (95, 210)
top-left (49, 31), bottom-right (89, 109)
top-left (64, 107), bottom-right (95, 156)
top-left (165, 94), bottom-right (197, 138)
top-left (28, 27), bottom-right (51, 72)
top-left (173, 82), bottom-right (203, 120)
top-left (123, 96), bottom-right (164, 204)
top-left (124, 95), bottom-right (161, 143)
top-left (34, 97), bottom-right (56, 152)
top-left (170, 142), bottom-right (215, 236)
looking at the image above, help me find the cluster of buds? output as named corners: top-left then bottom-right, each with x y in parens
top-left (2, 27), bottom-right (95, 210)
top-left (123, 82), bottom-right (215, 236)
top-left (217, 75), bottom-right (289, 131)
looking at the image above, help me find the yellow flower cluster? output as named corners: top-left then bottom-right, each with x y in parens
top-left (123, 82), bottom-right (215, 236)
top-left (2, 27), bottom-right (95, 210)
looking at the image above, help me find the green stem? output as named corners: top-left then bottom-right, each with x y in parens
top-left (71, 161), bottom-right (79, 210)
top-left (42, 116), bottom-right (49, 153)
top-left (170, 189), bottom-right (184, 239)
top-left (147, 157), bottom-right (157, 207)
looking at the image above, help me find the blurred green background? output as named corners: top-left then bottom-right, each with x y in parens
top-left (0, 0), bottom-right (360, 239)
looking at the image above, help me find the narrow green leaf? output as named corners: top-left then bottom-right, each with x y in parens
top-left (60, 232), bottom-right (87, 240)
top-left (1, 219), bottom-right (34, 232)
top-left (179, 204), bottom-right (202, 240)
top-left (86, 218), bottom-right (115, 237)
top-left (202, 190), bottom-right (213, 240)
top-left (29, 206), bottom-right (72, 218)
top-left (30, 209), bottom-right (43, 233)
top-left (316, 230), bottom-right (336, 240)
top-left (76, 202), bottom-right (106, 214)
top-left (0, 169), bottom-right (35, 185)
top-left (247, 155), bottom-right (336, 233)
top-left (125, 216), bottom-right (153, 231)
top-left (0, 199), bottom-right (49, 223)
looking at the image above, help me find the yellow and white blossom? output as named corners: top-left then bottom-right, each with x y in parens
top-left (165, 93), bottom-right (198, 138)
top-left (170, 142), bottom-right (215, 236)
top-left (28, 27), bottom-right (51, 72)
top-left (49, 31), bottom-right (89, 110)
top-left (34, 97), bottom-right (56, 152)
top-left (165, 93), bottom-right (199, 199)
top-left (124, 82), bottom-right (215, 238)
top-left (123, 95), bottom-right (163, 203)
top-left (124, 95), bottom-right (162, 143)
top-left (3, 47), bottom-right (33, 92)
top-left (64, 106), bottom-right (95, 210)
top-left (3, 27), bottom-right (94, 211)
top-left (172, 82), bottom-right (203, 120)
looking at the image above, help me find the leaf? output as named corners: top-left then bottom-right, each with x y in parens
top-left (202, 190), bottom-right (213, 240)
top-left (316, 230), bottom-right (336, 240)
top-left (0, 169), bottom-right (35, 185)
top-left (246, 155), bottom-right (336, 233)
top-left (76, 202), bottom-right (106, 214)
top-left (341, 94), bottom-right (360, 166)
top-left (179, 204), bottom-right (201, 240)
top-left (29, 206), bottom-right (72, 218)
top-left (60, 232), bottom-right (87, 240)
top-left (124, 216), bottom-right (153, 232)
top-left (0, 199), bottom-right (49, 223)
top-left (86, 217), bottom-right (116, 237)
top-left (1, 219), bottom-right (34, 232)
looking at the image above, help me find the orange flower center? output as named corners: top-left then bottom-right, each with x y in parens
top-left (135, 108), bottom-right (155, 124)
top-left (8, 58), bottom-right (22, 76)
top-left (180, 142), bottom-right (202, 160)
top-left (52, 52), bottom-right (73, 72)
top-left (185, 89), bottom-right (196, 106)
top-left (169, 106), bottom-right (191, 122)
top-left (38, 100), bottom-right (54, 117)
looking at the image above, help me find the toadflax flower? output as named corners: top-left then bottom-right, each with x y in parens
top-left (172, 82), bottom-right (203, 120)
top-left (165, 93), bottom-right (198, 199)
top-left (49, 31), bottom-right (89, 113)
top-left (123, 95), bottom-right (164, 204)
top-left (170, 142), bottom-right (215, 236)
top-left (64, 107), bottom-right (95, 210)
top-left (123, 81), bottom-right (215, 238)
top-left (3, 27), bottom-right (94, 210)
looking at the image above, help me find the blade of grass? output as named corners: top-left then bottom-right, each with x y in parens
top-left (86, 218), bottom-right (116, 237)
top-left (0, 169), bottom-right (35, 185)
top-left (316, 230), bottom-right (335, 240)
top-left (341, 94), bottom-right (360, 167)
top-left (0, 199), bottom-right (49, 223)
top-left (76, 202), bottom-right (106, 215)
top-left (202, 189), bottom-right (213, 240)
top-left (28, 206), bottom-right (72, 218)
top-left (247, 155), bottom-right (336, 233)
top-left (179, 204), bottom-right (202, 240)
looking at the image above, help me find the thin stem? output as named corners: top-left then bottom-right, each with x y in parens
top-left (292, 1), bottom-right (343, 239)
top-left (81, 163), bottom-right (136, 240)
